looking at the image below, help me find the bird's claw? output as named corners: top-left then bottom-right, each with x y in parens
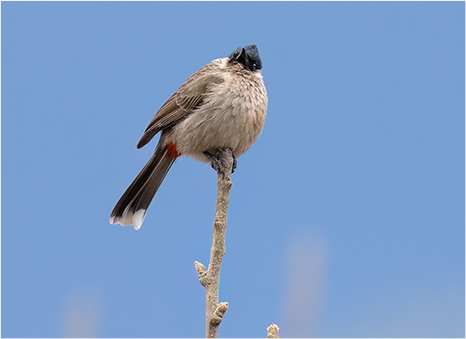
top-left (204, 148), bottom-right (236, 178)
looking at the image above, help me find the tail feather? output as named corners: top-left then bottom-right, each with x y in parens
top-left (110, 146), bottom-right (175, 230)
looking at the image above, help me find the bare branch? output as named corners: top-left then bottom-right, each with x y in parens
top-left (195, 149), bottom-right (276, 337)
top-left (195, 148), bottom-right (234, 338)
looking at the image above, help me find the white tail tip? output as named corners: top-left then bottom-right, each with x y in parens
top-left (132, 209), bottom-right (146, 230)
top-left (109, 209), bottom-right (146, 230)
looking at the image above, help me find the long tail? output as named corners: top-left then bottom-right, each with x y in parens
top-left (110, 143), bottom-right (175, 230)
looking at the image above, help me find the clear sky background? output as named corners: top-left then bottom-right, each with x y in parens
top-left (1, 2), bottom-right (464, 338)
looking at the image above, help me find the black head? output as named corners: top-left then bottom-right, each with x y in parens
top-left (228, 44), bottom-right (262, 72)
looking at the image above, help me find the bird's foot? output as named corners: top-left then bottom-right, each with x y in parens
top-left (204, 148), bottom-right (236, 178)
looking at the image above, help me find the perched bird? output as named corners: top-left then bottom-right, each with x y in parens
top-left (110, 45), bottom-right (268, 230)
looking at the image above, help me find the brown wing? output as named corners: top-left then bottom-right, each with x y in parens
top-left (137, 62), bottom-right (225, 149)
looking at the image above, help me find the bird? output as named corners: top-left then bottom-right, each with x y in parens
top-left (110, 44), bottom-right (268, 230)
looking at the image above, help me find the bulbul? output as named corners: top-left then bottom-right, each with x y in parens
top-left (110, 45), bottom-right (268, 230)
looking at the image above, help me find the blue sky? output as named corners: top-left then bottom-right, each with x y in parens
top-left (1, 2), bottom-right (464, 338)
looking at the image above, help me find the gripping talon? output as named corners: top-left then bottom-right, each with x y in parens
top-left (230, 148), bottom-right (237, 173)
top-left (204, 148), bottom-right (236, 178)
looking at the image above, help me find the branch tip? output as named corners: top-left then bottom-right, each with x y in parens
top-left (215, 302), bottom-right (229, 315)
top-left (194, 260), bottom-right (207, 276)
top-left (209, 302), bottom-right (228, 326)
top-left (266, 323), bottom-right (280, 338)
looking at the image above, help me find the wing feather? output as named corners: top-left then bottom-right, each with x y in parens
top-left (137, 61), bottom-right (225, 149)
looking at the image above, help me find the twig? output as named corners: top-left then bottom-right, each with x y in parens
top-left (195, 148), bottom-right (234, 338)
top-left (266, 324), bottom-right (280, 338)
